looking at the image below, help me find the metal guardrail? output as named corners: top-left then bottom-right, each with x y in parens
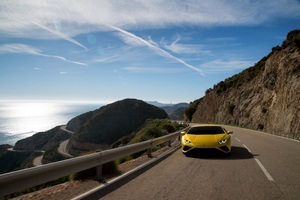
top-left (0, 130), bottom-right (183, 197)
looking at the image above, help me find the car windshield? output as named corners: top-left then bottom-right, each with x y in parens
top-left (187, 126), bottom-right (225, 135)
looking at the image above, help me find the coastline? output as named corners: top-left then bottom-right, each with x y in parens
top-left (0, 102), bottom-right (102, 146)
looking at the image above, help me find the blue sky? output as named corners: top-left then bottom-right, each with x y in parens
top-left (1, 0), bottom-right (300, 104)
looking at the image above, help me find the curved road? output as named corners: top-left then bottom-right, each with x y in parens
top-left (88, 125), bottom-right (300, 200)
top-left (31, 125), bottom-right (74, 166)
top-left (57, 125), bottom-right (74, 158)
top-left (33, 154), bottom-right (44, 166)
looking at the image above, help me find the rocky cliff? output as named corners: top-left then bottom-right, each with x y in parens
top-left (192, 30), bottom-right (300, 140)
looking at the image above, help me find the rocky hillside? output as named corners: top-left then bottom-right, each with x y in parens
top-left (14, 126), bottom-right (71, 151)
top-left (191, 30), bottom-right (300, 140)
top-left (68, 99), bottom-right (168, 153)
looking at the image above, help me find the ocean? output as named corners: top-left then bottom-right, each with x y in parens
top-left (0, 100), bottom-right (103, 145)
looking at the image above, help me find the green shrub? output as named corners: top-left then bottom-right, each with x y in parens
top-left (185, 98), bottom-right (202, 121)
top-left (116, 155), bottom-right (134, 165)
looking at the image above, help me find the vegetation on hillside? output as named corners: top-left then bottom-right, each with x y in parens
top-left (14, 126), bottom-right (71, 151)
top-left (184, 50), bottom-right (270, 121)
top-left (71, 99), bottom-right (169, 146)
top-left (0, 146), bottom-right (40, 174)
top-left (112, 119), bottom-right (185, 147)
top-left (42, 145), bottom-right (67, 164)
top-left (212, 56), bottom-right (267, 94)
top-left (185, 98), bottom-right (203, 121)
top-left (111, 119), bottom-right (187, 163)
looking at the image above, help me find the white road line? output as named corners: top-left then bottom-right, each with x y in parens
top-left (242, 144), bottom-right (252, 153)
top-left (242, 143), bottom-right (275, 182)
top-left (235, 137), bottom-right (241, 142)
top-left (254, 158), bottom-right (275, 182)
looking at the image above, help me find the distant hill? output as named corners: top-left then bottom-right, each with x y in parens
top-left (146, 101), bottom-right (174, 107)
top-left (0, 144), bottom-right (40, 174)
top-left (14, 126), bottom-right (71, 151)
top-left (68, 99), bottom-right (169, 154)
top-left (190, 29), bottom-right (300, 140)
top-left (161, 103), bottom-right (189, 120)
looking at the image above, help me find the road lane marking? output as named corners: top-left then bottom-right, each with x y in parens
top-left (242, 143), bottom-right (275, 182)
top-left (235, 137), bottom-right (241, 142)
top-left (254, 158), bottom-right (275, 182)
top-left (242, 144), bottom-right (252, 152)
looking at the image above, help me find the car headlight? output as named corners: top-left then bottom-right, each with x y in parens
top-left (219, 139), bottom-right (227, 144)
top-left (184, 139), bottom-right (192, 144)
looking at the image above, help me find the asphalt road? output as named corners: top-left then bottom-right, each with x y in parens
top-left (31, 125), bottom-right (73, 166)
top-left (57, 139), bottom-right (73, 158)
top-left (57, 125), bottom-right (74, 158)
top-left (88, 125), bottom-right (300, 200)
top-left (32, 154), bottom-right (43, 166)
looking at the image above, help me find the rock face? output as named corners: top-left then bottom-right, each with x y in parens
top-left (192, 30), bottom-right (300, 140)
top-left (68, 98), bottom-right (169, 153)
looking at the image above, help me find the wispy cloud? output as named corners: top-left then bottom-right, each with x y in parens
top-left (124, 66), bottom-right (187, 74)
top-left (162, 37), bottom-right (211, 55)
top-left (32, 22), bottom-right (88, 50)
top-left (0, 44), bottom-right (87, 66)
top-left (109, 25), bottom-right (204, 75)
top-left (1, 1), bottom-right (299, 39)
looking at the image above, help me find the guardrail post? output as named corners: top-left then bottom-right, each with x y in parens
top-left (147, 148), bottom-right (152, 158)
top-left (168, 140), bottom-right (172, 147)
top-left (96, 165), bottom-right (102, 180)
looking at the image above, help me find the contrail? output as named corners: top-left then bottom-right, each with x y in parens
top-left (38, 53), bottom-right (87, 66)
top-left (0, 43), bottom-right (87, 66)
top-left (33, 22), bottom-right (88, 50)
top-left (108, 25), bottom-right (204, 75)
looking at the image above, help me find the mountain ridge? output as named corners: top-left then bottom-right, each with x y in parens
top-left (67, 98), bottom-right (169, 155)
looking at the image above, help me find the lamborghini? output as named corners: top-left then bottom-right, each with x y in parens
top-left (181, 124), bottom-right (233, 155)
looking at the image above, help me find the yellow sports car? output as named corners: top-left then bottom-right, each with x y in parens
top-left (181, 124), bottom-right (233, 156)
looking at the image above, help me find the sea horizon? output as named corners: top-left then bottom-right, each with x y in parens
top-left (0, 100), bottom-right (104, 146)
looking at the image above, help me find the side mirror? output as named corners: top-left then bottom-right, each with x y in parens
top-left (227, 130), bottom-right (233, 134)
top-left (180, 131), bottom-right (186, 135)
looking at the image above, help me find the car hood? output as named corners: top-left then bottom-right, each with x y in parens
top-left (185, 134), bottom-right (227, 145)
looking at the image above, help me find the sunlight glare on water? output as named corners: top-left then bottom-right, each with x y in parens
top-left (0, 100), bottom-right (102, 145)
top-left (3, 102), bottom-right (61, 118)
